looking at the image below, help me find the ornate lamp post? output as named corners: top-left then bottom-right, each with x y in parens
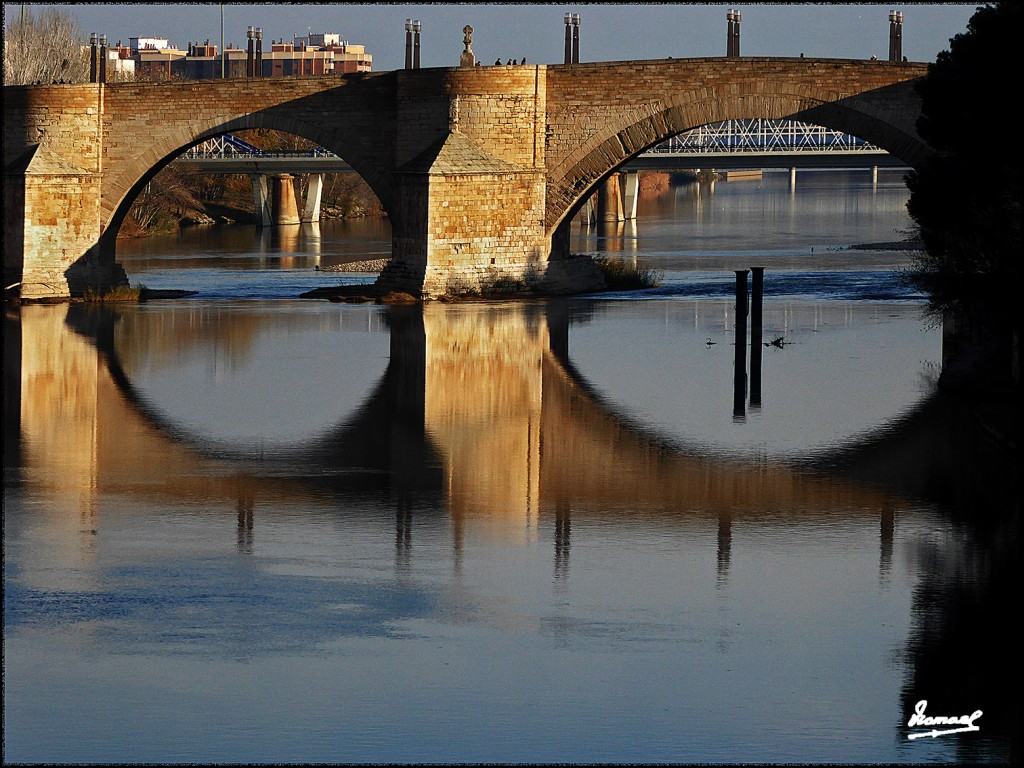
top-left (571, 13), bottom-right (580, 63)
top-left (405, 19), bottom-right (413, 69)
top-left (564, 12), bottom-right (572, 64)
top-left (413, 20), bottom-right (421, 69)
top-left (889, 10), bottom-right (904, 61)
top-left (99, 34), bottom-right (107, 82)
top-left (255, 27), bottom-right (263, 77)
top-left (89, 32), bottom-right (99, 82)
top-left (246, 25), bottom-right (254, 77)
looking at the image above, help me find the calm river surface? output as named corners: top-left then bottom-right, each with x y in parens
top-left (3, 170), bottom-right (1017, 763)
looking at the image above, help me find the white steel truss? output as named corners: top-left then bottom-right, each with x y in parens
top-left (180, 120), bottom-right (879, 162)
top-left (180, 134), bottom-right (334, 159)
top-left (650, 119), bottom-right (880, 153)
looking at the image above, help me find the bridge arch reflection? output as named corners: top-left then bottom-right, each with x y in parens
top-left (8, 300), bottom-right (948, 556)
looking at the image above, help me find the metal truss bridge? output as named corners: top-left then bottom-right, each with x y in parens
top-left (174, 119), bottom-right (902, 174)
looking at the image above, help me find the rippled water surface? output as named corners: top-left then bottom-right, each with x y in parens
top-left (4, 171), bottom-right (1016, 763)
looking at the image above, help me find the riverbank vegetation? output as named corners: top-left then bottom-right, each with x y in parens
top-left (905, 3), bottom-right (1021, 312)
top-left (81, 285), bottom-right (142, 303)
top-left (904, 2), bottom-right (1020, 395)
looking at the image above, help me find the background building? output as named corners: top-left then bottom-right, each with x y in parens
top-left (126, 31), bottom-right (371, 80)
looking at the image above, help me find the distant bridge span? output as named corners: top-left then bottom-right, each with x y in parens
top-left (4, 57), bottom-right (930, 300)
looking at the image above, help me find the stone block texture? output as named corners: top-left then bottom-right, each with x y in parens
top-left (4, 58), bottom-right (930, 299)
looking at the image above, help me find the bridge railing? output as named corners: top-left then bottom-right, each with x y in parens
top-left (180, 134), bottom-right (335, 160)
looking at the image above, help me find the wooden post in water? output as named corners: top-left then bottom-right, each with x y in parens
top-left (750, 267), bottom-right (764, 408)
top-left (733, 269), bottom-right (749, 420)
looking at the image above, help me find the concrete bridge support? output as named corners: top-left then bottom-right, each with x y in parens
top-left (249, 174), bottom-right (272, 227)
top-left (578, 196), bottom-right (596, 225)
top-left (271, 174), bottom-right (301, 225)
top-left (583, 170), bottom-right (638, 226)
top-left (597, 174), bottom-right (624, 222)
top-left (621, 171), bottom-right (639, 221)
top-left (249, 173), bottom-right (323, 227)
top-left (302, 173), bottom-right (324, 223)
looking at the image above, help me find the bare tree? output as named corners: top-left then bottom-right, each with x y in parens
top-left (3, 6), bottom-right (90, 85)
top-left (126, 166), bottom-right (205, 232)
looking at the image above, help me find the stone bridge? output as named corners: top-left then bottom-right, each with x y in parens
top-left (4, 57), bottom-right (930, 300)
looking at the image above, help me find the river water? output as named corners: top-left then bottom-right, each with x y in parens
top-left (3, 170), bottom-right (1017, 763)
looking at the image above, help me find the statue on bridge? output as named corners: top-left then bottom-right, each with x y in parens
top-left (460, 25), bottom-right (475, 68)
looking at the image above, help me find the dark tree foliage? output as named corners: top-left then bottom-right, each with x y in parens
top-left (905, 3), bottom-right (1022, 315)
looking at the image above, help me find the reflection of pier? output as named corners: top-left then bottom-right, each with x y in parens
top-left (8, 302), bottom-right (956, 584)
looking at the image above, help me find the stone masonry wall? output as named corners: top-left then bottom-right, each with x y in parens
top-left (4, 85), bottom-right (109, 299)
top-left (19, 173), bottom-right (102, 299)
top-left (5, 59), bottom-right (932, 299)
top-left (542, 58), bottom-right (930, 232)
top-left (100, 74), bottom-right (398, 228)
top-left (384, 66), bottom-right (563, 297)
top-left (3, 84), bottom-right (103, 173)
top-left (442, 66), bottom-right (547, 168)
top-left (421, 170), bottom-right (548, 297)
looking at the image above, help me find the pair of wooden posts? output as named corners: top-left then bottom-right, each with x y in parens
top-left (733, 267), bottom-right (764, 419)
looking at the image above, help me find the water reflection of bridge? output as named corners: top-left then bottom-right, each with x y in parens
top-left (9, 301), bottom-right (952, 582)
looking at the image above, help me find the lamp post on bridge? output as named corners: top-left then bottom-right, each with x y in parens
top-left (572, 13), bottom-right (580, 63)
top-left (246, 25), bottom-right (254, 77)
top-left (89, 32), bottom-right (99, 82)
top-left (99, 35), bottom-right (107, 83)
top-left (888, 10), bottom-right (904, 61)
top-left (564, 12), bottom-right (572, 64)
top-left (405, 19), bottom-right (413, 69)
top-left (727, 9), bottom-right (741, 57)
top-left (414, 20), bottom-right (421, 69)
top-left (255, 27), bottom-right (263, 77)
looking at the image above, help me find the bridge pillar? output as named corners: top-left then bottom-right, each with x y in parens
top-left (376, 66), bottom-right (603, 298)
top-left (621, 171), bottom-right (639, 221)
top-left (5, 156), bottom-right (127, 301)
top-left (733, 269), bottom-right (749, 420)
top-left (577, 195), bottom-right (595, 226)
top-left (271, 174), bottom-right (301, 226)
top-left (596, 174), bottom-right (623, 222)
top-left (301, 173), bottom-right (324, 223)
top-left (249, 174), bottom-right (272, 227)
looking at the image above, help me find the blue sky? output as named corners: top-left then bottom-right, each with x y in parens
top-left (5, 3), bottom-right (977, 69)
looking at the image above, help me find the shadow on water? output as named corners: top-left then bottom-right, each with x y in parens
top-left (894, 401), bottom-right (1019, 764)
top-left (2, 298), bottom-right (1019, 762)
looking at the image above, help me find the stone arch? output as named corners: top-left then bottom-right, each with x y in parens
top-left (100, 113), bottom-right (396, 243)
top-left (544, 77), bottom-right (929, 234)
